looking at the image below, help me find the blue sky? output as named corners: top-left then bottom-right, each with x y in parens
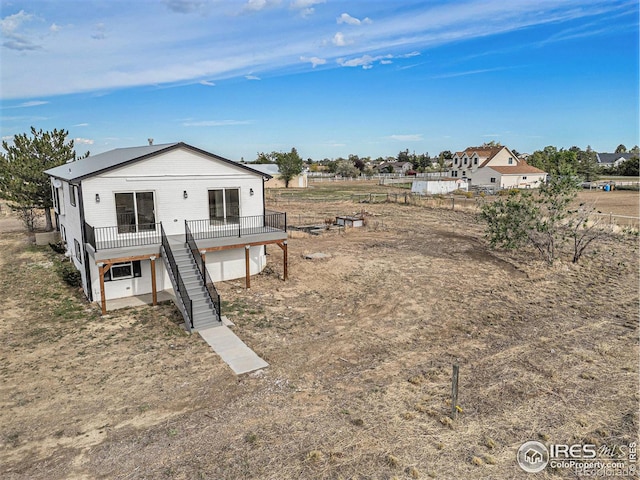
top-left (1, 0), bottom-right (638, 161)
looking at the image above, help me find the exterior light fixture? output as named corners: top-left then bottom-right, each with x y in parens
top-left (249, 188), bottom-right (254, 196)
top-left (183, 190), bottom-right (188, 199)
top-left (95, 194), bottom-right (100, 203)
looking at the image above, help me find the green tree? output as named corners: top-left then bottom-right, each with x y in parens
top-left (617, 155), bottom-right (639, 176)
top-left (0, 127), bottom-right (87, 231)
top-left (528, 147), bottom-right (577, 175)
top-left (274, 147), bottom-right (304, 188)
top-left (575, 146), bottom-right (600, 181)
top-left (480, 175), bottom-right (593, 263)
top-left (615, 144), bottom-right (627, 153)
top-left (335, 159), bottom-right (359, 178)
top-left (251, 152), bottom-right (275, 164)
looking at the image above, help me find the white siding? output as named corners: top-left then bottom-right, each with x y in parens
top-left (52, 178), bottom-right (90, 295)
top-left (88, 255), bottom-right (167, 301)
top-left (205, 247), bottom-right (266, 283)
top-left (81, 147), bottom-right (265, 236)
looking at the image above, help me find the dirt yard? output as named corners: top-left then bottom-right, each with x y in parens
top-left (1, 187), bottom-right (638, 479)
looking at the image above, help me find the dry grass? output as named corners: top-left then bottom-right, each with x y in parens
top-left (0, 186), bottom-right (638, 479)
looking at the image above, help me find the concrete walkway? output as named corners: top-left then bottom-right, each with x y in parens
top-left (103, 289), bottom-right (268, 375)
top-left (198, 323), bottom-right (269, 375)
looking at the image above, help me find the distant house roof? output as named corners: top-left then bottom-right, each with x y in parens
top-left (488, 163), bottom-right (546, 175)
top-left (249, 164), bottom-right (281, 176)
top-left (596, 153), bottom-right (635, 165)
top-left (45, 142), bottom-right (270, 181)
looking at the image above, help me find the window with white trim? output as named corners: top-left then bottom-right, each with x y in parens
top-left (508, 158), bottom-right (513, 164)
top-left (452, 170), bottom-right (458, 177)
top-left (104, 261), bottom-right (142, 282)
top-left (522, 176), bottom-right (527, 180)
top-left (490, 177), bottom-right (496, 183)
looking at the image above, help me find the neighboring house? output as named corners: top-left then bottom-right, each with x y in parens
top-left (374, 161), bottom-right (413, 174)
top-left (411, 178), bottom-right (468, 195)
top-left (250, 163), bottom-right (308, 188)
top-left (451, 146), bottom-right (547, 188)
top-left (45, 142), bottom-right (288, 332)
top-left (596, 152), bottom-right (635, 169)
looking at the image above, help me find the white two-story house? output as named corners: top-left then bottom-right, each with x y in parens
top-left (451, 146), bottom-right (547, 188)
top-left (45, 142), bottom-right (288, 332)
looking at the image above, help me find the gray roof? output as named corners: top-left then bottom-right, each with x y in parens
top-left (596, 152), bottom-right (635, 164)
top-left (45, 142), bottom-right (270, 181)
top-left (249, 164), bottom-right (280, 176)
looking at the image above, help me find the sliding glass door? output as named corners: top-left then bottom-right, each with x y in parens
top-left (115, 192), bottom-right (156, 233)
top-left (208, 189), bottom-right (239, 224)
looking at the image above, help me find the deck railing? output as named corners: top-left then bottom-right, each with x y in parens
top-left (160, 224), bottom-right (193, 330)
top-left (185, 221), bottom-right (221, 321)
top-left (84, 221), bottom-right (161, 251)
top-left (186, 210), bottom-right (286, 241)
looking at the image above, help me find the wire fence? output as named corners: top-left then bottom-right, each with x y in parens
top-left (271, 191), bottom-right (640, 230)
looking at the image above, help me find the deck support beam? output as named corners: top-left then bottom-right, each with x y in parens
top-left (245, 245), bottom-right (251, 289)
top-left (150, 256), bottom-right (157, 306)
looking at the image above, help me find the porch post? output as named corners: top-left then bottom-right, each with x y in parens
top-left (277, 241), bottom-right (288, 281)
top-left (245, 245), bottom-right (251, 289)
top-left (150, 256), bottom-right (157, 306)
top-left (98, 263), bottom-right (107, 315)
top-left (283, 240), bottom-right (288, 281)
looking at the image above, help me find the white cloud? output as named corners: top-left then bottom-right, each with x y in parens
top-left (332, 32), bottom-right (349, 47)
top-left (73, 123), bottom-right (89, 127)
top-left (245, 74), bottom-right (261, 80)
top-left (389, 134), bottom-right (423, 142)
top-left (337, 13), bottom-right (371, 25)
top-left (0, 1), bottom-right (631, 99)
top-left (300, 56), bottom-right (326, 68)
top-left (5, 100), bottom-right (50, 108)
top-left (199, 80), bottom-right (216, 86)
top-left (183, 120), bottom-right (251, 127)
top-left (290, 0), bottom-right (324, 16)
top-left (243, 0), bottom-right (282, 12)
top-left (0, 10), bottom-right (40, 51)
top-left (74, 137), bottom-right (94, 145)
top-left (337, 54), bottom-right (393, 69)
top-left (50, 23), bottom-right (61, 33)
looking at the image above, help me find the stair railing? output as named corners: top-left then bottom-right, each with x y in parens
top-left (185, 221), bottom-right (221, 322)
top-left (160, 224), bottom-right (193, 330)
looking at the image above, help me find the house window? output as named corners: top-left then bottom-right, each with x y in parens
top-left (209, 188), bottom-right (240, 223)
top-left (104, 261), bottom-right (142, 282)
top-left (74, 239), bottom-right (82, 262)
top-left (464, 158), bottom-right (468, 165)
top-left (522, 176), bottom-right (527, 180)
top-left (52, 185), bottom-right (64, 215)
top-left (452, 171), bottom-right (458, 177)
top-left (69, 185), bottom-right (77, 207)
top-left (490, 177), bottom-right (496, 183)
top-left (462, 171), bottom-right (467, 177)
top-left (115, 192), bottom-right (156, 233)
top-left (454, 159), bottom-right (458, 165)
top-left (474, 158), bottom-right (478, 165)
top-left (508, 158), bottom-right (513, 164)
